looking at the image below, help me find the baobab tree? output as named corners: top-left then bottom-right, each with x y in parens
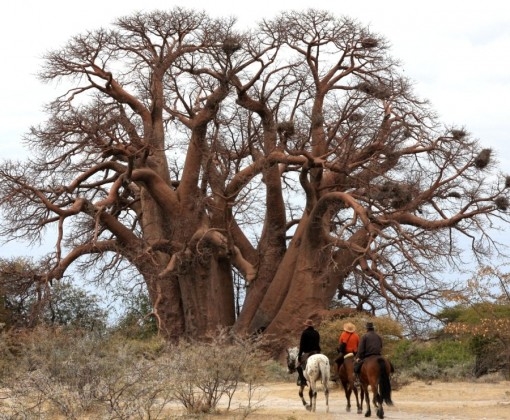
top-left (0, 8), bottom-right (508, 345)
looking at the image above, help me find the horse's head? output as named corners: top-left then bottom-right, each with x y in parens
top-left (286, 346), bottom-right (299, 373)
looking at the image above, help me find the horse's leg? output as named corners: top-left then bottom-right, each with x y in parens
top-left (363, 381), bottom-right (372, 417)
top-left (375, 372), bottom-right (385, 419)
top-left (375, 390), bottom-right (384, 419)
top-left (306, 382), bottom-right (316, 412)
top-left (376, 404), bottom-right (385, 420)
top-left (359, 383), bottom-right (365, 413)
top-left (298, 384), bottom-right (307, 406)
top-left (341, 378), bottom-right (351, 412)
top-left (340, 363), bottom-right (353, 412)
top-left (372, 378), bottom-right (384, 419)
top-left (324, 376), bottom-right (329, 413)
top-left (359, 383), bottom-right (368, 411)
top-left (351, 379), bottom-right (362, 414)
top-left (344, 358), bottom-right (362, 414)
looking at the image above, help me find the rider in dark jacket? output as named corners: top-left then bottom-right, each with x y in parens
top-left (354, 321), bottom-right (382, 375)
top-left (297, 319), bottom-right (321, 386)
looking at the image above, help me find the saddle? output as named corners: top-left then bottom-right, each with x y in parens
top-left (300, 350), bottom-right (319, 369)
top-left (335, 351), bottom-right (354, 365)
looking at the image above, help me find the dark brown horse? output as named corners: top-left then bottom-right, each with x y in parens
top-left (358, 355), bottom-right (393, 419)
top-left (338, 353), bottom-right (362, 414)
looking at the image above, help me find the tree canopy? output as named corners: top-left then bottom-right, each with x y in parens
top-left (0, 8), bottom-right (508, 345)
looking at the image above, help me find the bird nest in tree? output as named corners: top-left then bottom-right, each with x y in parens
top-left (277, 120), bottom-right (295, 136)
top-left (360, 37), bottom-right (378, 48)
top-left (494, 196), bottom-right (509, 211)
top-left (356, 82), bottom-right (392, 100)
top-left (222, 37), bottom-right (242, 54)
top-left (450, 129), bottom-right (467, 140)
top-left (474, 148), bottom-right (491, 169)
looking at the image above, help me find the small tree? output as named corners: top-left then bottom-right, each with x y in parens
top-left (114, 291), bottom-right (158, 338)
top-left (442, 266), bottom-right (510, 377)
top-left (0, 257), bottom-right (40, 328)
top-left (0, 257), bottom-right (107, 331)
top-left (38, 281), bottom-right (107, 331)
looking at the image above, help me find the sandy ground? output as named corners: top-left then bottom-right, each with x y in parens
top-left (211, 380), bottom-right (510, 419)
top-left (2, 378), bottom-right (509, 419)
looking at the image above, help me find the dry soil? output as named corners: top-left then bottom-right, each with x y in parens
top-left (208, 379), bottom-right (510, 419)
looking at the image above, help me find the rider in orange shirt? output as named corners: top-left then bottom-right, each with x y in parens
top-left (334, 322), bottom-right (360, 377)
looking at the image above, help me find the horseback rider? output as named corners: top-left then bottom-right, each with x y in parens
top-left (296, 319), bottom-right (321, 386)
top-left (334, 321), bottom-right (360, 376)
top-left (354, 321), bottom-right (383, 378)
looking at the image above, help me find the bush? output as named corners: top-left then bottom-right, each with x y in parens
top-left (0, 326), bottom-right (174, 419)
top-left (391, 338), bottom-right (475, 380)
top-left (0, 326), bottom-right (271, 418)
top-left (166, 331), bottom-right (269, 414)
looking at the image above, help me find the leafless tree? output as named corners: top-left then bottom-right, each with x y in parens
top-left (0, 8), bottom-right (508, 345)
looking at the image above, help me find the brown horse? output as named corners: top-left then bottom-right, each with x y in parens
top-left (358, 355), bottom-right (393, 419)
top-left (338, 353), bottom-right (362, 414)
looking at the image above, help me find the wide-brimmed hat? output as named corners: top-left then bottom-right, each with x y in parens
top-left (343, 322), bottom-right (356, 333)
top-left (366, 322), bottom-right (375, 330)
top-left (303, 319), bottom-right (314, 327)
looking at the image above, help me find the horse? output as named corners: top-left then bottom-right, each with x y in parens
top-left (358, 355), bottom-right (393, 419)
top-left (338, 352), bottom-right (362, 414)
top-left (286, 346), bottom-right (330, 413)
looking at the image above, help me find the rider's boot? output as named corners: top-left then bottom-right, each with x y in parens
top-left (296, 367), bottom-right (307, 386)
top-left (331, 364), bottom-right (340, 382)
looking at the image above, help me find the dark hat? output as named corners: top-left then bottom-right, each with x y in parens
top-left (303, 319), bottom-right (314, 327)
top-left (366, 322), bottom-right (375, 330)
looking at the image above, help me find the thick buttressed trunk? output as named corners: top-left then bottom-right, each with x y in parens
top-left (236, 213), bottom-right (335, 340)
top-left (176, 254), bottom-right (235, 337)
top-left (139, 168), bottom-right (236, 340)
top-left (146, 252), bottom-right (235, 340)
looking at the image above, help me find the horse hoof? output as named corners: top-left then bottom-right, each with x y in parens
top-left (305, 405), bottom-right (312, 412)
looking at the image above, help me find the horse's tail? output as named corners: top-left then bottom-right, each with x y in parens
top-left (320, 356), bottom-right (330, 387)
top-left (377, 357), bottom-right (393, 405)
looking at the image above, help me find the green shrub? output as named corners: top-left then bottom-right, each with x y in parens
top-left (439, 303), bottom-right (510, 325)
top-left (391, 338), bottom-right (475, 379)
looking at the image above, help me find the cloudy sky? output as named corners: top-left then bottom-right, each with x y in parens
top-left (0, 0), bottom-right (509, 258)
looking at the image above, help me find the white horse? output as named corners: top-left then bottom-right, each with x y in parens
top-left (286, 346), bottom-right (330, 413)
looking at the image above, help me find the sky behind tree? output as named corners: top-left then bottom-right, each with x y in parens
top-left (1, 0), bottom-right (509, 258)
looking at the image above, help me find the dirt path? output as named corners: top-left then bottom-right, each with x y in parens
top-left (214, 380), bottom-right (510, 419)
